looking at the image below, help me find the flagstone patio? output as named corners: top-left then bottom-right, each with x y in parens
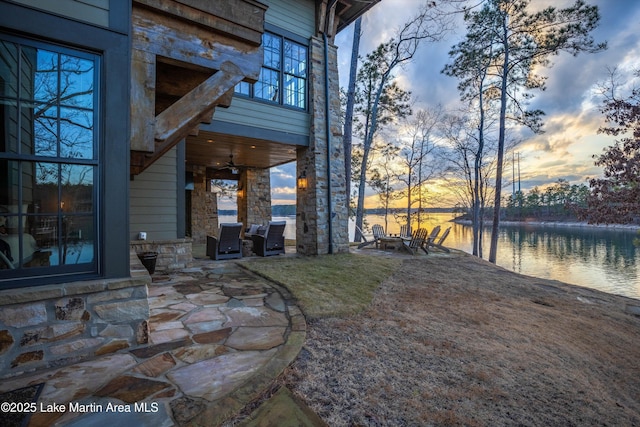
top-left (0, 255), bottom-right (306, 426)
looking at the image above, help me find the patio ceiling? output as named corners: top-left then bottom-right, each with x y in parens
top-left (185, 131), bottom-right (298, 172)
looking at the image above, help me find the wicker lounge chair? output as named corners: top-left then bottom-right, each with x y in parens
top-left (206, 222), bottom-right (243, 260)
top-left (252, 220), bottom-right (286, 256)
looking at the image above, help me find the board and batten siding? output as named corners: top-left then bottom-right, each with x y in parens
top-left (263, 0), bottom-right (315, 38)
top-left (130, 147), bottom-right (178, 241)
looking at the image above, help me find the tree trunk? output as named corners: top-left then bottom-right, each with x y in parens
top-left (344, 17), bottom-right (361, 232)
top-left (355, 71), bottom-right (388, 241)
top-left (489, 16), bottom-right (510, 264)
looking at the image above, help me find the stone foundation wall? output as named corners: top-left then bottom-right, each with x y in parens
top-left (297, 37), bottom-right (349, 255)
top-left (0, 250), bottom-right (150, 378)
top-left (130, 239), bottom-right (193, 272)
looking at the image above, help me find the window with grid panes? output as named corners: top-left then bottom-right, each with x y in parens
top-left (0, 35), bottom-right (99, 284)
top-left (235, 31), bottom-right (307, 110)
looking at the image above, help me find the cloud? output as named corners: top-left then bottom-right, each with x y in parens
top-left (270, 163), bottom-right (295, 191)
top-left (332, 0), bottom-right (640, 206)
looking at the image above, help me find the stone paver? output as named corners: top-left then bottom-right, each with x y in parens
top-left (226, 327), bottom-right (287, 350)
top-left (0, 258), bottom-right (305, 426)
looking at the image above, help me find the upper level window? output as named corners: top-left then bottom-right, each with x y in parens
top-left (235, 31), bottom-right (307, 110)
top-left (0, 36), bottom-right (99, 286)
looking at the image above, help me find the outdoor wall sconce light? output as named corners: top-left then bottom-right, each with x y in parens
top-left (297, 171), bottom-right (307, 190)
top-left (237, 187), bottom-right (245, 198)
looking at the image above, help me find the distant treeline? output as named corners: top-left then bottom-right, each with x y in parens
top-left (363, 207), bottom-right (454, 215)
top-left (502, 181), bottom-right (588, 221)
top-left (220, 205), bottom-right (455, 217)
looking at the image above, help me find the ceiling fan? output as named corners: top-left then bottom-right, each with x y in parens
top-left (220, 154), bottom-right (242, 174)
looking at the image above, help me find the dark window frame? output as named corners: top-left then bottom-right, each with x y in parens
top-left (0, 34), bottom-right (101, 286)
top-left (235, 29), bottom-right (309, 112)
top-left (0, 1), bottom-right (132, 290)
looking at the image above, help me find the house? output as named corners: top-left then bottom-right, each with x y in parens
top-left (0, 0), bottom-right (379, 378)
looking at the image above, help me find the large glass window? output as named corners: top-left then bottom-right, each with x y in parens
top-left (235, 31), bottom-right (307, 110)
top-left (0, 36), bottom-right (99, 283)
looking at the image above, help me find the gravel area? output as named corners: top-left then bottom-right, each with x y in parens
top-left (282, 253), bottom-right (640, 426)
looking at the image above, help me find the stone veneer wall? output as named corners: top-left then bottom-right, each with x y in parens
top-left (296, 36), bottom-right (349, 255)
top-left (130, 239), bottom-right (193, 272)
top-left (190, 165), bottom-right (218, 244)
top-left (237, 168), bottom-right (272, 232)
top-left (0, 250), bottom-right (150, 378)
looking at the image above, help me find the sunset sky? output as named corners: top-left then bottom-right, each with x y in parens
top-left (268, 0), bottom-right (640, 208)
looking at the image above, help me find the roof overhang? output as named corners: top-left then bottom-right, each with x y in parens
top-left (333, 0), bottom-right (381, 33)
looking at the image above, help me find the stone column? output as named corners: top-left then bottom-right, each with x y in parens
top-left (237, 168), bottom-right (272, 232)
top-left (296, 36), bottom-right (348, 255)
top-left (190, 166), bottom-right (218, 243)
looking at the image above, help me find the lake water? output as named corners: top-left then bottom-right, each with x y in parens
top-left (220, 213), bottom-right (640, 300)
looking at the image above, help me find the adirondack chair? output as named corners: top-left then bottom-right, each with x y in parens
top-left (371, 224), bottom-right (386, 248)
top-left (252, 220), bottom-right (286, 256)
top-left (356, 224), bottom-right (386, 249)
top-left (355, 225), bottom-right (371, 248)
top-left (206, 222), bottom-right (243, 260)
top-left (402, 228), bottom-right (428, 255)
top-left (399, 224), bottom-right (411, 240)
top-left (421, 225), bottom-right (441, 254)
top-left (427, 226), bottom-right (451, 252)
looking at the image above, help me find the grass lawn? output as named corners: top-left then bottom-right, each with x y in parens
top-left (242, 253), bottom-right (402, 320)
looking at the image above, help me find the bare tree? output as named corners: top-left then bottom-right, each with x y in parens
top-left (439, 111), bottom-right (497, 257)
top-left (444, 0), bottom-right (606, 263)
top-left (353, 2), bottom-right (452, 241)
top-left (368, 139), bottom-right (400, 231)
top-left (394, 107), bottom-right (445, 233)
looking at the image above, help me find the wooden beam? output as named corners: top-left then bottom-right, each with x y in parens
top-left (134, 0), bottom-right (266, 45)
top-left (317, 0), bottom-right (327, 35)
top-left (133, 7), bottom-right (262, 81)
top-left (130, 49), bottom-right (156, 152)
top-left (217, 88), bottom-right (235, 109)
top-left (156, 61), bottom-right (212, 98)
top-left (189, 126), bottom-right (201, 136)
top-left (327, 1), bottom-right (337, 38)
top-left (130, 151), bottom-right (148, 176)
top-left (131, 64), bottom-right (243, 175)
top-left (155, 61), bottom-right (244, 144)
top-left (188, 105), bottom-right (217, 136)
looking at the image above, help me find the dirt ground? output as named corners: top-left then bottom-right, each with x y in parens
top-left (281, 252), bottom-right (640, 426)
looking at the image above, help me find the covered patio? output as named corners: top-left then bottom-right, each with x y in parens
top-left (128, 0), bottom-right (381, 266)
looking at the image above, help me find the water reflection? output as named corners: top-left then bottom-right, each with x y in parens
top-left (220, 213), bottom-right (640, 300)
top-left (353, 213), bottom-right (640, 300)
top-left (495, 224), bottom-right (639, 299)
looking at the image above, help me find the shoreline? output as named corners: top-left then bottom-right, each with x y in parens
top-left (452, 217), bottom-right (640, 232)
